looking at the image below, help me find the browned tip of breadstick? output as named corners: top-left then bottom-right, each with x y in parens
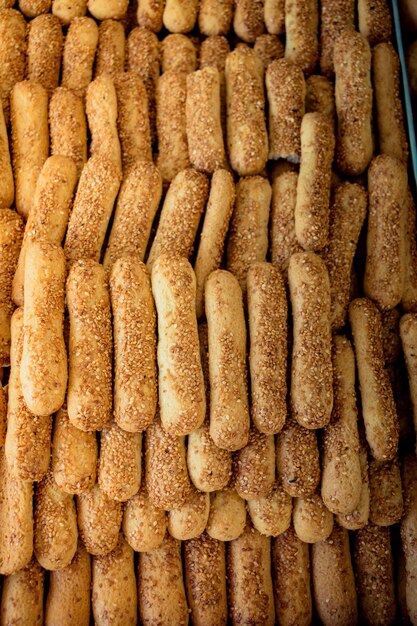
top-left (200, 35), bottom-right (230, 71)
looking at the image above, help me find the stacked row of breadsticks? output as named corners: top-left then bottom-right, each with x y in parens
top-left (0, 0), bottom-right (417, 624)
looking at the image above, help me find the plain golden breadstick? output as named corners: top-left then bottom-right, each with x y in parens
top-left (276, 418), bottom-right (320, 497)
top-left (66, 260), bottom-right (112, 431)
top-left (305, 74), bottom-right (335, 127)
top-left (194, 169), bottom-right (235, 319)
top-left (5, 308), bottom-right (51, 482)
top-left (349, 298), bottom-right (399, 461)
top-left (64, 156), bottom-right (121, 265)
top-left (402, 192), bottom-right (417, 312)
top-left (151, 256), bottom-right (205, 436)
top-left (49, 87), bottom-right (87, 178)
top-left (77, 484), bottom-right (122, 556)
top-left (0, 448), bottom-right (33, 575)
top-left (52, 406), bottom-right (97, 494)
top-left (27, 15), bottom-right (62, 95)
top-left (13, 155), bottom-right (77, 307)
top-left (92, 535), bottom-right (137, 626)
top-left (88, 0), bottom-right (127, 19)
top-left (200, 34), bottom-right (230, 70)
top-left (233, 0), bottom-right (264, 42)
top-left (321, 182), bottom-right (367, 330)
top-left (45, 542), bottom-right (91, 626)
top-left (11, 80), bottom-right (49, 219)
top-left (401, 313), bottom-right (417, 444)
top-left (272, 526), bottom-right (312, 626)
top-left (147, 168), bottom-right (208, 269)
top-left (145, 416), bottom-right (191, 510)
top-left (254, 34), bottom-right (284, 69)
top-left (225, 46), bottom-right (268, 175)
top-left (104, 163), bottom-right (161, 269)
top-left (205, 270), bottom-right (250, 451)
top-left (86, 75), bottom-right (122, 173)
top-left (123, 486), bottom-right (167, 552)
top-left (354, 523), bottom-right (396, 625)
top-left (184, 532), bottom-right (227, 626)
top-left (206, 488), bottom-right (246, 541)
top-left (401, 454), bottom-right (417, 625)
top-left (62, 17), bottom-right (99, 98)
top-left (110, 257), bottom-right (157, 432)
top-left (336, 437), bottom-right (370, 530)
top-left (0, 557), bottom-right (44, 626)
top-left (34, 470), bottom-right (78, 571)
top-left (198, 0), bottom-right (232, 35)
top-left (20, 242), bottom-right (66, 416)
top-left (163, 0), bottom-right (198, 33)
top-left (155, 71), bottom-right (190, 182)
top-left (270, 166), bottom-right (301, 276)
top-left (312, 524), bottom-right (358, 626)
top-left (234, 430), bottom-right (275, 500)
top-left (98, 423), bottom-right (141, 502)
top-left (264, 0), bottom-right (285, 34)
top-left (168, 487), bottom-right (210, 540)
top-left (381, 308), bottom-right (401, 364)
top-left (358, 0), bottom-right (391, 46)
top-left (138, 534), bottom-right (189, 626)
top-left (0, 9), bottom-right (26, 126)
top-left (0, 209), bottom-right (23, 366)
top-left (0, 100), bottom-right (13, 209)
top-left (52, 0), bottom-right (86, 22)
top-left (162, 34), bottom-right (197, 73)
top-left (293, 492), bottom-right (334, 543)
top-left (137, 0), bottom-right (164, 31)
top-left (228, 525), bottom-right (275, 626)
top-left (95, 20), bottom-right (126, 79)
top-left (226, 176), bottom-right (271, 291)
top-left (285, 0), bottom-right (319, 75)
top-left (319, 0), bottom-right (354, 77)
top-left (248, 482), bottom-right (292, 537)
top-left (266, 58), bottom-right (305, 162)
top-left (288, 251), bottom-right (333, 429)
top-left (321, 336), bottom-right (361, 515)
top-left (334, 30), bottom-right (373, 175)
top-left (369, 457), bottom-right (403, 526)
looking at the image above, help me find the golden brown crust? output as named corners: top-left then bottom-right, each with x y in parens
top-left (400, 313), bottom-right (417, 446)
top-left (0, 9), bottom-right (26, 125)
top-left (27, 14), bottom-right (63, 94)
top-left (402, 192), bottom-right (417, 312)
top-left (233, 0), bottom-right (264, 42)
top-left (87, 0), bottom-right (127, 19)
top-left (49, 87), bottom-right (87, 178)
top-left (198, 0), bottom-right (232, 36)
top-left (163, 0), bottom-right (198, 33)
top-left (162, 34), bottom-right (197, 74)
top-left (358, 0), bottom-right (391, 46)
top-left (19, 0), bottom-right (50, 16)
top-left (319, 0), bottom-right (355, 77)
top-left (264, 0), bottom-right (285, 35)
top-left (401, 454), bottom-right (417, 625)
top-left (369, 457), bottom-right (404, 526)
top-left (86, 75), bottom-right (122, 173)
top-left (95, 19), bottom-right (126, 80)
top-left (168, 487), bottom-right (210, 540)
top-left (62, 17), bottom-right (99, 98)
top-left (0, 209), bottom-right (23, 366)
top-left (293, 492), bottom-right (334, 543)
top-left (200, 34), bottom-right (230, 70)
top-left (98, 423), bottom-right (142, 502)
top-left (233, 430), bottom-right (275, 500)
top-left (270, 168), bottom-right (301, 276)
top-left (284, 0), bottom-right (319, 75)
top-left (248, 482), bottom-right (292, 537)
top-left (52, 0), bottom-right (87, 23)
top-left (137, 0), bottom-right (164, 32)
top-left (0, 98), bottom-right (13, 209)
top-left (305, 74), bottom-right (335, 126)
top-left (123, 486), bottom-right (167, 552)
top-left (336, 437), bottom-right (370, 530)
top-left (276, 418), bottom-right (320, 497)
top-left (206, 488), bottom-right (246, 541)
top-left (254, 34), bottom-right (284, 69)
top-left (77, 484), bottom-right (122, 556)
top-left (0, 557), bottom-right (44, 626)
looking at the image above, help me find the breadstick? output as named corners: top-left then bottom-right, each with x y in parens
top-left (233, 430), bottom-right (275, 500)
top-left (200, 34), bottom-right (230, 70)
top-left (295, 112), bottom-right (335, 251)
top-left (123, 486), bottom-right (166, 552)
top-left (206, 488), bottom-right (246, 541)
top-left (87, 0), bottom-right (127, 20)
top-left (19, 0), bottom-right (50, 16)
top-left (49, 87), bottom-right (87, 178)
top-left (52, 406), bottom-right (98, 494)
top-left (20, 242), bottom-right (66, 416)
top-left (401, 454), bottom-right (417, 625)
top-left (137, 0), bottom-right (164, 31)
top-left (66, 260), bottom-right (112, 431)
top-left (194, 169), bottom-right (235, 319)
top-left (321, 182), bottom-right (367, 330)
top-left (401, 313), bottom-right (417, 444)
top-left (0, 9), bottom-right (26, 126)
top-left (138, 534), bottom-right (189, 626)
top-left (381, 308), bottom-right (401, 364)
top-left (312, 524), bottom-right (358, 626)
top-left (305, 75), bottom-right (335, 127)
top-left (0, 384), bottom-right (5, 446)
top-left (354, 523), bottom-right (396, 625)
top-left (27, 15), bottom-right (62, 96)
top-left (276, 418), bottom-right (320, 497)
top-left (86, 75), bottom-right (122, 173)
top-left (293, 492), bottom-right (333, 543)
top-left (336, 437), bottom-right (370, 530)
top-left (77, 484), bottom-right (122, 556)
top-left (168, 487), bottom-right (210, 540)
top-left (254, 34), bottom-right (284, 69)
top-left (272, 526), bottom-right (312, 626)
top-left (270, 167), bottom-right (301, 275)
top-left (248, 482), bottom-right (293, 537)
top-left (147, 168), bottom-right (208, 269)
top-left (95, 20), bottom-right (126, 80)
top-left (205, 270), bottom-right (250, 451)
top-left (225, 46), bottom-right (268, 175)
top-left (145, 416), bottom-right (191, 510)
top-left (109, 257), bottom-right (157, 432)
top-left (13, 155), bottom-right (77, 307)
top-left (92, 535), bottom-right (137, 626)
top-left (264, 0), bottom-right (285, 35)
top-left (64, 156), bottom-right (121, 265)
top-left (45, 542), bottom-right (91, 626)
top-left (98, 423), bottom-right (141, 502)
top-left (402, 192), bottom-right (417, 312)
top-left (5, 308), bottom-right (52, 482)
top-left (155, 71), bottom-right (190, 182)
top-left (52, 0), bottom-right (86, 23)
top-left (163, 0), bottom-right (198, 33)
top-left (233, 0), bottom-right (264, 42)
top-left (397, 546), bottom-right (409, 626)
top-left (162, 34), bottom-right (197, 74)
top-left (62, 17), bottom-right (99, 99)
top-left (0, 448), bottom-right (33, 575)
top-left (198, 0), bottom-right (232, 35)
top-left (349, 298), bottom-right (399, 460)
top-left (319, 0), bottom-right (354, 77)
top-left (284, 0), bottom-right (319, 75)
top-left (0, 557), bottom-right (44, 626)
top-left (266, 58), bottom-right (305, 162)
top-left (334, 31), bottom-right (373, 175)
top-left (10, 80), bottom-right (49, 219)
top-left (358, 0), bottom-right (391, 46)
top-left (226, 176), bottom-right (271, 291)
top-left (369, 457), bottom-right (403, 526)
top-left (0, 209), bottom-right (23, 366)
top-left (227, 525), bottom-right (275, 626)
top-left (0, 100), bottom-right (13, 209)
top-left (184, 532), bottom-right (227, 626)
top-left (321, 336), bottom-right (361, 515)
top-left (288, 251), bottom-right (333, 429)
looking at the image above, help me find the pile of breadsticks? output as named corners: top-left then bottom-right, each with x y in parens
top-left (0, 0), bottom-right (417, 624)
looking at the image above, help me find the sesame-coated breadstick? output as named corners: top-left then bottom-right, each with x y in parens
top-left (66, 260), bottom-right (112, 432)
top-left (19, 0), bottom-right (50, 16)
top-left (162, 34), bottom-right (197, 74)
top-left (349, 298), bottom-right (399, 460)
top-left (0, 557), bottom-right (43, 625)
top-left (11, 80), bottom-right (49, 219)
top-left (198, 0), bottom-right (232, 35)
top-left (276, 417), bottom-right (320, 497)
top-left (0, 385), bottom-right (5, 446)
top-left (381, 308), bottom-right (401, 365)
top-left (358, 0), bottom-right (391, 46)
top-left (254, 34), bottom-right (284, 69)
top-left (86, 75), bottom-right (122, 173)
top-left (0, 9), bottom-right (26, 126)
top-left (123, 486), bottom-right (166, 552)
top-left (200, 34), bottom-right (230, 70)
top-left (225, 46), bottom-right (268, 175)
top-left (293, 492), bottom-right (334, 543)
top-left (49, 87), bottom-right (87, 178)
top-left (61, 17), bottom-right (99, 99)
top-left (288, 251), bottom-right (333, 429)
top-left (305, 74), bottom-right (335, 126)
top-left (369, 457), bottom-right (403, 526)
top-left (0, 103), bottom-right (13, 209)
top-left (77, 484), bottom-right (122, 556)
top-left (401, 454), bottom-right (417, 625)
top-left (87, 0), bottom-right (127, 19)
top-left (319, 0), bottom-right (354, 77)
top-left (206, 489), bottom-right (246, 541)
top-left (336, 437), bottom-right (370, 530)
top-left (401, 313), bottom-right (417, 447)
top-left (270, 165), bottom-right (301, 276)
top-left (98, 423), bottom-right (142, 502)
top-left (95, 20), bottom-right (125, 80)
top-left (264, 0), bottom-right (285, 35)
top-left (168, 487), bottom-right (210, 540)
top-left (233, 0), bottom-right (264, 42)
top-left (27, 15), bottom-right (62, 95)
top-left (234, 430), bottom-right (275, 500)
top-left (248, 482), bottom-right (292, 537)
top-left (52, 0), bottom-right (86, 23)
top-left (284, 0), bottom-right (319, 75)
top-left (402, 192), bottom-right (417, 312)
top-left (137, 0), bottom-right (164, 31)
top-left (163, 0), bottom-right (198, 33)
top-left (0, 209), bottom-right (23, 366)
